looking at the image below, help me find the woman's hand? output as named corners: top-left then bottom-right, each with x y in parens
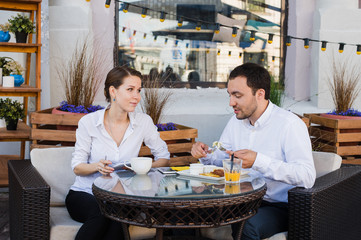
top-left (97, 159), bottom-right (114, 175)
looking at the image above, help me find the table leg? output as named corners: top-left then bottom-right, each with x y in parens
top-left (235, 221), bottom-right (246, 240)
top-left (156, 228), bottom-right (164, 240)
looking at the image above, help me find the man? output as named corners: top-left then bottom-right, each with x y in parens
top-left (191, 63), bottom-right (316, 240)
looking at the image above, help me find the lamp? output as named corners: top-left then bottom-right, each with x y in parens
top-left (286, 36), bottom-right (291, 46)
top-left (105, 0), bottom-right (111, 8)
top-left (268, 34), bottom-right (274, 44)
top-left (272, 56), bottom-right (275, 62)
top-left (339, 43), bottom-right (345, 53)
top-left (196, 21), bottom-right (201, 31)
top-left (154, 36), bottom-right (157, 42)
top-left (141, 8), bottom-right (147, 18)
top-left (214, 23), bottom-right (220, 34)
top-left (122, 2), bottom-right (129, 12)
top-left (357, 45), bottom-right (361, 55)
top-left (143, 33), bottom-right (147, 39)
top-left (239, 52), bottom-right (242, 58)
top-left (304, 38), bottom-right (309, 49)
top-left (228, 51), bottom-right (232, 57)
top-left (177, 17), bottom-right (183, 27)
top-left (217, 50), bottom-right (220, 55)
top-left (160, 11), bottom-right (166, 22)
top-left (232, 27), bottom-right (237, 37)
top-left (250, 30), bottom-right (256, 41)
top-left (321, 41), bottom-right (327, 51)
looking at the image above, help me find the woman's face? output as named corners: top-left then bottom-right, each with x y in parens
top-left (110, 75), bottom-right (142, 113)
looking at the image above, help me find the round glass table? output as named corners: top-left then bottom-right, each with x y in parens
top-left (92, 169), bottom-right (266, 240)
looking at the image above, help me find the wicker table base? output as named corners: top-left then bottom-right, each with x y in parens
top-left (93, 184), bottom-right (266, 240)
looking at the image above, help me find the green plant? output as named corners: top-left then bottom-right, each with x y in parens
top-left (0, 23), bottom-right (10, 32)
top-left (4, 59), bottom-right (24, 75)
top-left (141, 72), bottom-right (173, 124)
top-left (57, 38), bottom-right (103, 109)
top-left (0, 98), bottom-right (25, 125)
top-left (0, 57), bottom-right (14, 76)
top-left (269, 75), bottom-right (284, 107)
top-left (328, 58), bottom-right (361, 114)
top-left (8, 13), bottom-right (35, 34)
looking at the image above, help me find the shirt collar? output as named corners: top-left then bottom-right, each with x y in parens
top-left (243, 100), bottom-right (274, 128)
top-left (95, 105), bottom-right (136, 129)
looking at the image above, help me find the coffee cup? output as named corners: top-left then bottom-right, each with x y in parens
top-left (124, 157), bottom-right (152, 174)
top-left (189, 163), bottom-right (204, 175)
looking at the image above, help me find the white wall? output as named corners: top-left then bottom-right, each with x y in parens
top-left (286, 0), bottom-right (361, 110)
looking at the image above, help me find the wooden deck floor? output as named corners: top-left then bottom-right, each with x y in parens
top-left (0, 191), bottom-right (9, 240)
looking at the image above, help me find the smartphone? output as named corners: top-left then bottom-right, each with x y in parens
top-left (158, 168), bottom-right (178, 175)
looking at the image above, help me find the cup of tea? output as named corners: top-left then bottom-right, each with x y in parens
top-left (125, 157), bottom-right (152, 174)
top-left (222, 159), bottom-right (242, 183)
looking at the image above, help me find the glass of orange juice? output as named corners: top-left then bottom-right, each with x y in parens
top-left (222, 159), bottom-right (242, 183)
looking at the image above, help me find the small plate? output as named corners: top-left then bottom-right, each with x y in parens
top-left (177, 169), bottom-right (225, 181)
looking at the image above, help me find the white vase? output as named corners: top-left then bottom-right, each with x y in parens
top-left (2, 75), bottom-right (14, 87)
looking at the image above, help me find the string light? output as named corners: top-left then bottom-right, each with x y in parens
top-left (122, 27), bottom-right (126, 33)
top-left (250, 30), bottom-right (256, 41)
top-left (214, 23), bottom-right (220, 34)
top-left (304, 38), bottom-right (309, 49)
top-left (153, 36), bottom-right (157, 42)
top-left (321, 41), bottom-right (327, 51)
top-left (122, 2), bottom-right (129, 12)
top-left (177, 17), bottom-right (183, 27)
top-left (175, 40), bottom-right (178, 46)
top-left (143, 33), bottom-right (147, 39)
top-left (217, 50), bottom-right (220, 55)
top-left (338, 43), bottom-right (345, 53)
top-left (206, 48), bottom-right (210, 54)
top-left (160, 11), bottom-right (166, 22)
top-left (141, 8), bottom-right (147, 18)
top-left (228, 51), bottom-right (232, 57)
top-left (286, 36), bottom-right (291, 46)
top-left (116, 2), bottom-right (361, 55)
top-left (196, 21), bottom-right (201, 31)
top-left (105, 0), bottom-right (111, 8)
top-left (164, 38), bottom-right (168, 44)
top-left (232, 27), bottom-right (237, 37)
top-left (239, 52), bottom-right (242, 58)
top-left (133, 30), bottom-right (136, 36)
top-left (272, 56), bottom-right (275, 62)
top-left (186, 43), bottom-right (189, 48)
top-left (261, 53), bottom-right (265, 61)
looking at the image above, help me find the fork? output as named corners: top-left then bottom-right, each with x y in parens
top-left (208, 144), bottom-right (227, 154)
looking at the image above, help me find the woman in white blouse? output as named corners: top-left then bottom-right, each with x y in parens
top-left (66, 66), bottom-right (170, 240)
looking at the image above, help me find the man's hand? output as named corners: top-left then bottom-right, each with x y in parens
top-left (191, 142), bottom-right (209, 159)
top-left (226, 149), bottom-right (257, 168)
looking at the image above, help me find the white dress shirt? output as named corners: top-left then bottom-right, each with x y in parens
top-left (201, 101), bottom-right (316, 203)
top-left (70, 108), bottom-right (170, 194)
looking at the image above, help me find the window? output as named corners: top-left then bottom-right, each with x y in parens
top-left (116, 0), bottom-right (282, 88)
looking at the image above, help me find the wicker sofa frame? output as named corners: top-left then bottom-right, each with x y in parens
top-left (8, 160), bottom-right (361, 240)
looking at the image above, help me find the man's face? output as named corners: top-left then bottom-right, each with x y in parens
top-left (227, 76), bottom-right (258, 120)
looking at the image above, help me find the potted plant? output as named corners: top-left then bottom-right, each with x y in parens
top-left (8, 13), bottom-right (35, 43)
top-left (4, 59), bottom-right (25, 87)
top-left (0, 22), bottom-right (11, 42)
top-left (0, 98), bottom-right (25, 130)
top-left (305, 59), bottom-right (361, 163)
top-left (0, 56), bottom-right (15, 87)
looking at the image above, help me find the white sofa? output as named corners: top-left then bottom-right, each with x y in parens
top-left (9, 148), bottom-right (351, 240)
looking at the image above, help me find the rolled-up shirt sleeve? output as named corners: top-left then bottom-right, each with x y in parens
top-left (143, 116), bottom-right (170, 161)
top-left (71, 117), bottom-right (91, 170)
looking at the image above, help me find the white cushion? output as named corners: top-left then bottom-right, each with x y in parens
top-left (30, 147), bottom-right (76, 206)
top-left (312, 151), bottom-right (342, 178)
top-left (263, 231), bottom-right (287, 240)
top-left (50, 207), bottom-right (81, 240)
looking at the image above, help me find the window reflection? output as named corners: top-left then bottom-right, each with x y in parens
top-left (117, 0), bottom-right (282, 88)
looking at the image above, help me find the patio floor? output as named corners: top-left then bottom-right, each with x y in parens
top-left (0, 189), bottom-right (9, 240)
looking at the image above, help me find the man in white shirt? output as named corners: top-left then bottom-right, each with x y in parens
top-left (191, 63), bottom-right (316, 240)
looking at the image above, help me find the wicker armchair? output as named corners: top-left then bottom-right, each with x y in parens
top-left (8, 160), bottom-right (361, 240)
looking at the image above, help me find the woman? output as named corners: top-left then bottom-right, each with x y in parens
top-left (66, 66), bottom-right (170, 240)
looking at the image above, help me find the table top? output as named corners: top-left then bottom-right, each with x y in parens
top-left (93, 168), bottom-right (266, 200)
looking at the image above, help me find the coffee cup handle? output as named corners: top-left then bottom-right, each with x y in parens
top-left (124, 162), bottom-right (133, 171)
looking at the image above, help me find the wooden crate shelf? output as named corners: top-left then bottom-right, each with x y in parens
top-left (31, 108), bottom-right (198, 166)
top-left (305, 113), bottom-right (361, 164)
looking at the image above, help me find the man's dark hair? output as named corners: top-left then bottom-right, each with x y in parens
top-left (229, 63), bottom-right (271, 100)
